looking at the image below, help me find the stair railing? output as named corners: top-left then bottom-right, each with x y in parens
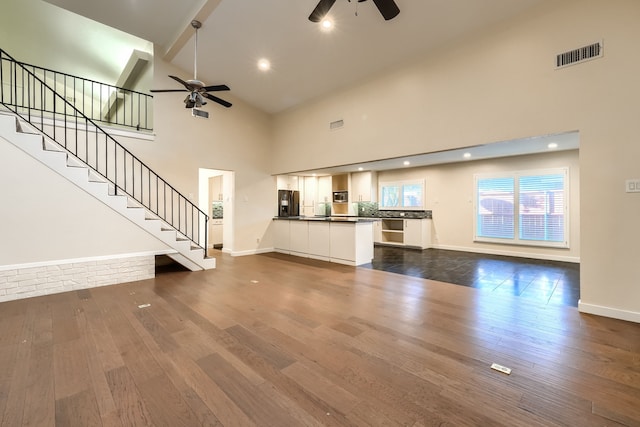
top-left (0, 48), bottom-right (208, 252)
top-left (1, 52), bottom-right (153, 132)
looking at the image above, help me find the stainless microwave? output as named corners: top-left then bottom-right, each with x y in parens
top-left (333, 191), bottom-right (348, 203)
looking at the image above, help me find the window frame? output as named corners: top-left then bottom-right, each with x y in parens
top-left (378, 179), bottom-right (425, 211)
top-left (473, 168), bottom-right (569, 248)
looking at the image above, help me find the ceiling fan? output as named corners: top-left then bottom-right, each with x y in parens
top-left (309, 0), bottom-right (400, 22)
top-left (151, 20), bottom-right (232, 109)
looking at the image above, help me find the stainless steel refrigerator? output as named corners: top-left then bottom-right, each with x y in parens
top-left (278, 190), bottom-right (299, 217)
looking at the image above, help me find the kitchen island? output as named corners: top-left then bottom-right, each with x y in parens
top-left (272, 217), bottom-right (377, 266)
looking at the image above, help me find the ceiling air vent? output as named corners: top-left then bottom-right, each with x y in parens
top-left (556, 41), bottom-right (603, 69)
top-left (329, 119), bottom-right (344, 131)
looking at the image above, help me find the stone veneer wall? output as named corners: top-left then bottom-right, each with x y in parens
top-left (0, 254), bottom-right (155, 303)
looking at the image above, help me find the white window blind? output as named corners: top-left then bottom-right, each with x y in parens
top-left (477, 176), bottom-right (515, 239)
top-left (518, 173), bottom-right (565, 243)
top-left (474, 168), bottom-right (569, 248)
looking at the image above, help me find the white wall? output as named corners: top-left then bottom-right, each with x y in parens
top-left (0, 0), bottom-right (153, 86)
top-left (378, 150), bottom-right (580, 262)
top-left (122, 52), bottom-right (276, 255)
top-left (272, 0), bottom-right (640, 321)
top-left (0, 135), bottom-right (168, 265)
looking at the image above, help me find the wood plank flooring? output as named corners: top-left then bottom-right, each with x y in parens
top-left (1, 251), bottom-right (639, 426)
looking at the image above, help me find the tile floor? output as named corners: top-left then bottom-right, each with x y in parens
top-left (362, 246), bottom-right (580, 307)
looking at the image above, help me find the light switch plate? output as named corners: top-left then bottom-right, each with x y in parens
top-left (626, 179), bottom-right (640, 193)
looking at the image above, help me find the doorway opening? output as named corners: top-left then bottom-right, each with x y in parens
top-left (199, 168), bottom-right (234, 256)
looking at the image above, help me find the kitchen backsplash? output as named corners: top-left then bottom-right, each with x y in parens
top-left (357, 202), bottom-right (432, 219)
top-left (379, 209), bottom-right (432, 219)
top-left (357, 202), bottom-right (379, 217)
top-left (212, 201), bottom-right (223, 218)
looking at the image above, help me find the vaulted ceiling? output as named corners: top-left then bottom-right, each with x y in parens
top-left (43, 0), bottom-right (546, 114)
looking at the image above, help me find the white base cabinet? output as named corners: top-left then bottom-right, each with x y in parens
top-left (273, 219), bottom-right (291, 252)
top-left (308, 222), bottom-right (331, 259)
top-left (210, 219), bottom-right (223, 247)
top-left (273, 219), bottom-right (373, 266)
top-left (289, 221), bottom-right (309, 256)
top-left (375, 218), bottom-right (431, 249)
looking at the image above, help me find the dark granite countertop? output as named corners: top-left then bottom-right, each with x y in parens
top-left (273, 216), bottom-right (379, 223)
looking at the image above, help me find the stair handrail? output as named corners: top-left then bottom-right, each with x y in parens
top-left (0, 48), bottom-right (208, 252)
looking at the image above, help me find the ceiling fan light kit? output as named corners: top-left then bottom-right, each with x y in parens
top-left (150, 19), bottom-right (232, 115)
top-left (309, 0), bottom-right (400, 22)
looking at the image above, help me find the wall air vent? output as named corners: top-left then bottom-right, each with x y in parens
top-left (556, 41), bottom-right (603, 69)
top-left (329, 119), bottom-right (344, 131)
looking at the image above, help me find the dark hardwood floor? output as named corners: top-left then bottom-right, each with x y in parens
top-left (364, 246), bottom-right (581, 307)
top-left (1, 251), bottom-right (639, 426)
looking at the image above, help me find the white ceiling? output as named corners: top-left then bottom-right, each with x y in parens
top-left (41, 0), bottom-right (575, 176)
top-left (44, 0), bottom-right (546, 115)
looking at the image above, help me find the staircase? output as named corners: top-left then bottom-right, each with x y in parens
top-left (0, 49), bottom-right (214, 271)
top-left (0, 113), bottom-right (214, 271)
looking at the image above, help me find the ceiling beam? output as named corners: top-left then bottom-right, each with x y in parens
top-left (162, 0), bottom-right (223, 61)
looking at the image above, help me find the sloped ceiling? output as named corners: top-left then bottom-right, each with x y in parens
top-left (42, 0), bottom-right (546, 114)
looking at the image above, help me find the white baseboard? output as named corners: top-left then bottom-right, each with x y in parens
top-left (430, 244), bottom-right (580, 263)
top-left (578, 300), bottom-right (640, 324)
top-left (229, 247), bottom-right (274, 257)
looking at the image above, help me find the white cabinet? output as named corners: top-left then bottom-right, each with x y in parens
top-left (329, 222), bottom-right (356, 262)
top-left (210, 219), bottom-right (223, 247)
top-left (404, 219), bottom-right (430, 248)
top-left (373, 220), bottom-right (382, 243)
top-left (274, 219), bottom-right (373, 266)
top-left (351, 171), bottom-right (377, 202)
top-left (289, 221), bottom-right (309, 256)
top-left (209, 176), bottom-right (223, 201)
top-left (277, 175), bottom-right (300, 191)
top-left (301, 176), bottom-right (317, 217)
top-left (378, 218), bottom-right (431, 249)
top-left (308, 222), bottom-right (330, 259)
top-left (273, 220), bottom-right (291, 253)
top-left (329, 222), bottom-right (374, 265)
top-left (317, 176), bottom-right (332, 203)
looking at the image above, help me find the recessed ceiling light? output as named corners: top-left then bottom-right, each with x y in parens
top-left (358, 167), bottom-right (364, 171)
top-left (257, 58), bottom-right (271, 71)
top-left (463, 152), bottom-right (472, 159)
top-left (548, 142), bottom-right (558, 149)
top-left (403, 161), bottom-right (410, 166)
top-left (321, 18), bottom-right (334, 31)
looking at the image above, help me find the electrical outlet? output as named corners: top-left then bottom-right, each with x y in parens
top-left (626, 179), bottom-right (640, 193)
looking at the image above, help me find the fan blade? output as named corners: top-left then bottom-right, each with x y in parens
top-left (202, 92), bottom-right (232, 108)
top-left (202, 84), bottom-right (230, 92)
top-left (309, 0), bottom-right (337, 22)
top-left (371, 0), bottom-right (400, 20)
top-left (169, 75), bottom-right (193, 90)
top-left (150, 89), bottom-right (187, 93)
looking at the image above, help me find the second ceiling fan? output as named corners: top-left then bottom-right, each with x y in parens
top-left (309, 0), bottom-right (400, 22)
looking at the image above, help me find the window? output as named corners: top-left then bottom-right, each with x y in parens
top-left (474, 168), bottom-right (568, 248)
top-left (379, 180), bottom-right (425, 210)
